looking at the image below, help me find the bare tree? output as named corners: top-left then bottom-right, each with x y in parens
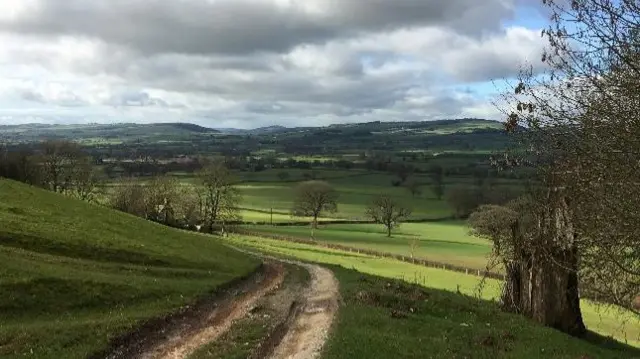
top-left (197, 161), bottom-right (241, 234)
top-left (40, 140), bottom-right (83, 193)
top-left (109, 179), bottom-right (147, 218)
top-left (404, 178), bottom-right (422, 197)
top-left (291, 180), bottom-right (338, 229)
top-left (365, 195), bottom-right (412, 237)
top-left (70, 157), bottom-right (101, 202)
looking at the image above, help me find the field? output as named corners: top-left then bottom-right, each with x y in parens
top-left (226, 235), bottom-right (640, 351)
top-left (0, 179), bottom-right (259, 359)
top-left (244, 221), bottom-right (494, 270)
top-left (237, 173), bottom-right (455, 220)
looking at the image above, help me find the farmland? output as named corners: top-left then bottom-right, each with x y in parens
top-left (1, 119), bottom-right (638, 358)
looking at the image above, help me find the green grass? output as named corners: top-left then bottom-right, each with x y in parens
top-left (238, 173), bottom-right (453, 220)
top-left (323, 266), bottom-right (640, 359)
top-left (225, 235), bottom-right (640, 350)
top-left (0, 179), bottom-right (260, 359)
top-left (243, 221), bottom-right (493, 270)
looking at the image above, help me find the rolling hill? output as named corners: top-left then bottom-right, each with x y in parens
top-left (0, 179), bottom-right (259, 359)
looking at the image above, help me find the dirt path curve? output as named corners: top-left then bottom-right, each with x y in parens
top-left (98, 246), bottom-right (340, 359)
top-left (268, 263), bottom-right (339, 359)
top-left (144, 263), bottom-right (286, 359)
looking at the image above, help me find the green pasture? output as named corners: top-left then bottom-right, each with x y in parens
top-left (243, 221), bottom-right (493, 270)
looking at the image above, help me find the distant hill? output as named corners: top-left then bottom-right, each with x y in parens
top-left (215, 119), bottom-right (502, 136)
top-left (215, 125), bottom-right (290, 135)
top-left (0, 122), bottom-right (219, 144)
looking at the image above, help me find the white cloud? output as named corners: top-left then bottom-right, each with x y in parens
top-left (0, 0), bottom-right (546, 128)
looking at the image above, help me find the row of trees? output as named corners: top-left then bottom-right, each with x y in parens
top-left (0, 141), bottom-right (101, 202)
top-left (109, 161), bottom-right (239, 233)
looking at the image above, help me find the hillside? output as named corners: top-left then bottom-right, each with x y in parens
top-left (0, 122), bottom-right (219, 145)
top-left (0, 179), bottom-right (259, 359)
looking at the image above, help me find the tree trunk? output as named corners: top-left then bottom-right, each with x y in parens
top-left (387, 226), bottom-right (391, 237)
top-left (502, 194), bottom-right (586, 337)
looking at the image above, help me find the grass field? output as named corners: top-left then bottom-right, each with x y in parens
top-left (226, 235), bottom-right (640, 350)
top-left (0, 179), bottom-right (260, 359)
top-left (243, 221), bottom-right (493, 270)
top-left (106, 168), bottom-right (523, 222)
top-left (237, 172), bottom-right (455, 220)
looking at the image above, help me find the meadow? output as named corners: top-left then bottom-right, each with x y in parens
top-left (243, 221), bottom-right (494, 270)
top-left (0, 179), bottom-right (259, 359)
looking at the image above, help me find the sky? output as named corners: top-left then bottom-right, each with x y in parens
top-left (0, 0), bottom-right (549, 129)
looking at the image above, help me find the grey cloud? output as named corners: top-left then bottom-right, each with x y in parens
top-left (2, 0), bottom-right (519, 55)
top-left (20, 88), bottom-right (87, 107)
top-left (105, 90), bottom-right (181, 108)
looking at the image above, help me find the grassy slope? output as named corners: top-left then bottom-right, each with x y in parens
top-left (0, 179), bottom-right (259, 359)
top-left (244, 221), bottom-right (493, 270)
top-left (226, 235), bottom-right (640, 351)
top-left (324, 266), bottom-right (640, 359)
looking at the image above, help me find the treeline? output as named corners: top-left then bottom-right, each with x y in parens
top-left (108, 161), bottom-right (240, 233)
top-left (0, 141), bottom-right (101, 202)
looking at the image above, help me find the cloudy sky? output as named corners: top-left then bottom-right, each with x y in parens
top-left (0, 0), bottom-right (547, 129)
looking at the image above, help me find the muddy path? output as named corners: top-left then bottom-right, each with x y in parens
top-left (94, 252), bottom-right (340, 359)
top-left (268, 263), bottom-right (339, 359)
top-left (94, 262), bottom-right (285, 359)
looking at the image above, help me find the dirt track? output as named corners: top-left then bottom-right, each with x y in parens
top-left (143, 263), bottom-right (286, 359)
top-left (97, 257), bottom-right (340, 359)
top-left (269, 264), bottom-right (339, 359)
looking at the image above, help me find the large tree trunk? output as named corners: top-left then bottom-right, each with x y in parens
top-left (502, 193), bottom-right (586, 337)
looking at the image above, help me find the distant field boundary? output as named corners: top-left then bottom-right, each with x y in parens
top-left (235, 171), bottom-right (374, 184)
top-left (234, 228), bottom-right (506, 281)
top-left (233, 213), bottom-right (457, 226)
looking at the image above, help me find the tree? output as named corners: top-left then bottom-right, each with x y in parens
top-left (445, 185), bottom-right (482, 219)
top-left (498, 0), bottom-right (640, 329)
top-left (277, 171), bottom-right (290, 181)
top-left (469, 196), bottom-right (586, 336)
top-left (197, 161), bottom-right (241, 234)
top-left (69, 157), bottom-right (101, 202)
top-left (0, 149), bottom-right (41, 185)
top-left (291, 180), bottom-right (338, 229)
top-left (404, 178), bottom-right (422, 197)
top-left (39, 140), bottom-right (83, 193)
top-left (390, 163), bottom-right (413, 184)
top-left (365, 195), bottom-right (412, 237)
top-left (145, 176), bottom-right (180, 225)
top-left (109, 179), bottom-right (147, 218)
top-left (429, 164), bottom-right (445, 200)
